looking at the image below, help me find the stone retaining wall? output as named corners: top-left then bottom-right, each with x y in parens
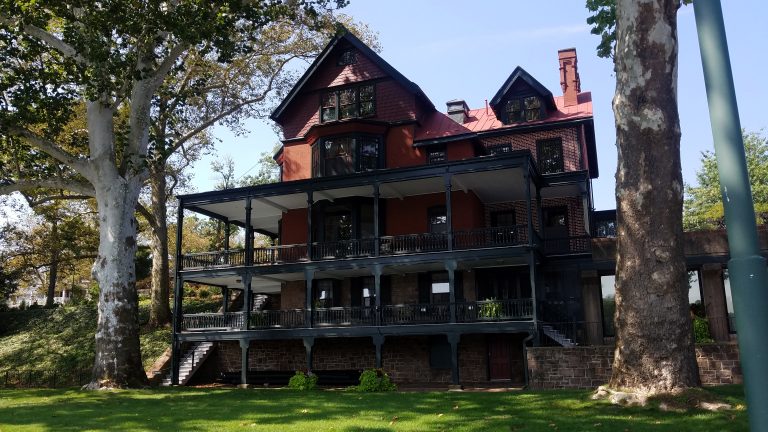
top-left (526, 343), bottom-right (742, 389)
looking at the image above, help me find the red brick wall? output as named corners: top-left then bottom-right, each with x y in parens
top-left (281, 281), bottom-right (305, 309)
top-left (389, 274), bottom-right (419, 304)
top-left (384, 191), bottom-right (484, 236)
top-left (281, 208), bottom-right (307, 245)
top-left (481, 126), bottom-right (582, 172)
top-left (485, 197), bottom-right (585, 236)
top-left (527, 343), bottom-right (743, 389)
top-left (386, 124), bottom-right (421, 168)
top-left (446, 139), bottom-right (475, 161)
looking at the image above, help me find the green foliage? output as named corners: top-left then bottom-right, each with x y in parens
top-left (684, 130), bottom-right (768, 230)
top-left (355, 368), bottom-right (396, 392)
top-left (693, 316), bottom-right (715, 344)
top-left (288, 371), bottom-right (318, 391)
top-left (0, 386), bottom-right (747, 431)
top-left (478, 298), bottom-right (502, 319)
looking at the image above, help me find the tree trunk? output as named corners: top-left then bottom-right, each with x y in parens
top-left (148, 166), bottom-right (172, 328)
top-left (609, 0), bottom-right (699, 393)
top-left (45, 218), bottom-right (59, 308)
top-left (85, 96), bottom-right (148, 389)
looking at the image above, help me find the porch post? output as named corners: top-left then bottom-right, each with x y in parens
top-left (171, 199), bottom-right (185, 386)
top-left (373, 183), bottom-right (380, 256)
top-left (306, 191), bottom-right (314, 260)
top-left (305, 268), bottom-right (315, 328)
top-left (535, 188), bottom-right (544, 246)
top-left (446, 260), bottom-right (457, 323)
top-left (242, 271), bottom-right (252, 330)
top-left (224, 219), bottom-right (230, 250)
top-left (303, 337), bottom-right (315, 372)
top-left (444, 174), bottom-right (453, 250)
top-left (700, 263), bottom-right (730, 341)
top-left (447, 333), bottom-right (461, 387)
top-left (525, 168), bottom-right (534, 245)
top-left (372, 335), bottom-right (385, 369)
top-left (239, 339), bottom-right (250, 388)
top-left (222, 286), bottom-right (229, 313)
top-left (373, 264), bottom-right (382, 326)
top-left (528, 251), bottom-right (540, 345)
top-left (244, 198), bottom-right (253, 266)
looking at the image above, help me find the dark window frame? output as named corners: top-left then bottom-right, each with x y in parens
top-left (428, 205), bottom-right (447, 234)
top-left (337, 48), bottom-right (357, 66)
top-left (320, 83), bottom-right (376, 123)
top-left (504, 95), bottom-right (546, 124)
top-left (426, 144), bottom-right (446, 164)
top-left (536, 138), bottom-right (565, 174)
top-left (311, 134), bottom-right (383, 178)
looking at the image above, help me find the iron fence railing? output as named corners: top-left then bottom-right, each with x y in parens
top-left (311, 239), bottom-right (375, 260)
top-left (182, 311), bottom-right (245, 330)
top-left (453, 225), bottom-right (528, 249)
top-left (313, 306), bottom-right (376, 327)
top-left (1, 368), bottom-right (92, 388)
top-left (379, 233), bottom-right (449, 255)
top-left (249, 309), bottom-right (305, 329)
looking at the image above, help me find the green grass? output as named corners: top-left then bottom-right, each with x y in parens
top-left (0, 386), bottom-right (748, 431)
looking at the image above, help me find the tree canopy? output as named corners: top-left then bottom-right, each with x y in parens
top-left (684, 130), bottom-right (768, 230)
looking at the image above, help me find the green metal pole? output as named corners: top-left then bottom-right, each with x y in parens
top-left (694, 1), bottom-right (768, 430)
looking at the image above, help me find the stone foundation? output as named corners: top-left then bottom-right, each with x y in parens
top-left (526, 343), bottom-right (742, 389)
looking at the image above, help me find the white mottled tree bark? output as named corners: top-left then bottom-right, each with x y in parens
top-left (610, 0), bottom-right (699, 393)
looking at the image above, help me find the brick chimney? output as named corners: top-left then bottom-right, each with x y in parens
top-left (558, 48), bottom-right (580, 107)
top-left (446, 99), bottom-right (470, 124)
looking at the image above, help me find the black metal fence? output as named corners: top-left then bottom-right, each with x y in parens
top-left (1, 368), bottom-right (92, 388)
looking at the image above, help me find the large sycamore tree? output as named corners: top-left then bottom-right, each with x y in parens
top-left (589, 0), bottom-right (699, 393)
top-left (0, 0), bottom-right (342, 388)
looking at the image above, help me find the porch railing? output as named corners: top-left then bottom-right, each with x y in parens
top-left (253, 244), bottom-right (308, 265)
top-left (311, 238), bottom-right (375, 260)
top-left (180, 299), bottom-right (534, 331)
top-left (453, 225), bottom-right (528, 249)
top-left (380, 233), bottom-right (449, 255)
top-left (182, 249), bottom-right (245, 269)
top-left (182, 311), bottom-right (245, 331)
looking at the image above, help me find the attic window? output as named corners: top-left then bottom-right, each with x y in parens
top-left (505, 96), bottom-right (543, 124)
top-left (321, 84), bottom-right (375, 122)
top-left (338, 49), bottom-right (357, 66)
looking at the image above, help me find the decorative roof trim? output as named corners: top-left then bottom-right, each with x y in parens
top-left (489, 66), bottom-right (557, 112)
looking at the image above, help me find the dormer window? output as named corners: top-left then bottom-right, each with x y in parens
top-left (320, 84), bottom-right (375, 123)
top-left (338, 49), bottom-right (357, 66)
top-left (505, 96), bottom-right (543, 124)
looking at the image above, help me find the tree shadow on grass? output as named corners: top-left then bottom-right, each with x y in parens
top-left (0, 386), bottom-right (748, 432)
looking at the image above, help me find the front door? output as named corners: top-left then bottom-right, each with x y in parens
top-left (488, 336), bottom-right (512, 380)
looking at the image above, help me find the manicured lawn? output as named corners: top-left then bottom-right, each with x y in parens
top-left (0, 386), bottom-right (747, 431)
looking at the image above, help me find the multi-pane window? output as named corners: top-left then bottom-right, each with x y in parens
top-left (430, 272), bottom-right (450, 304)
top-left (486, 143), bottom-right (512, 156)
top-left (427, 145), bottom-right (446, 164)
top-left (505, 96), bottom-right (543, 123)
top-left (428, 206), bottom-right (447, 234)
top-left (312, 135), bottom-right (382, 178)
top-left (320, 84), bottom-right (375, 122)
top-left (537, 138), bottom-right (564, 174)
top-left (338, 49), bottom-right (357, 66)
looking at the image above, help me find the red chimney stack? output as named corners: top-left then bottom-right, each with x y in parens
top-left (558, 48), bottom-right (580, 107)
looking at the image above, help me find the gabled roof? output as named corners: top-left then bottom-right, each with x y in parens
top-left (489, 66), bottom-right (557, 112)
top-left (270, 26), bottom-right (435, 121)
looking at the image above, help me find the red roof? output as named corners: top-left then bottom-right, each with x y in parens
top-left (415, 92), bottom-right (593, 142)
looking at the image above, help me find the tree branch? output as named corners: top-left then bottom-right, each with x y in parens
top-left (0, 179), bottom-right (96, 198)
top-left (5, 125), bottom-right (93, 179)
top-left (0, 15), bottom-right (90, 66)
top-left (25, 194), bottom-right (92, 207)
top-left (136, 202), bottom-right (158, 232)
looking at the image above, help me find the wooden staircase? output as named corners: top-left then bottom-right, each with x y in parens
top-left (161, 341), bottom-right (215, 386)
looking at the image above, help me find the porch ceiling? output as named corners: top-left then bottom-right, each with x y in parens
top-left (185, 271), bottom-right (306, 293)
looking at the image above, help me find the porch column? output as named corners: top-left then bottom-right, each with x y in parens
top-left (525, 168), bottom-right (534, 245)
top-left (306, 191), bottom-right (314, 260)
top-left (528, 251), bottom-right (540, 345)
top-left (303, 337), bottom-right (315, 372)
top-left (444, 174), bottom-right (454, 251)
top-left (373, 264), bottom-right (383, 326)
top-left (372, 335), bottom-right (385, 368)
top-left (373, 183), bottom-right (380, 256)
top-left (239, 339), bottom-right (250, 388)
top-left (447, 333), bottom-right (461, 386)
top-left (244, 198), bottom-right (253, 266)
top-left (305, 268), bottom-right (315, 328)
top-left (223, 219), bottom-right (230, 250)
top-left (535, 188), bottom-right (544, 246)
top-left (701, 263), bottom-right (730, 341)
top-left (171, 201), bottom-right (185, 386)
top-left (446, 260), bottom-right (457, 323)
top-left (579, 270), bottom-right (604, 345)
top-left (242, 271), bottom-right (252, 330)
top-left (222, 286), bottom-right (229, 313)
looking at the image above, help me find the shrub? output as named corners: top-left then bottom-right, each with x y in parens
top-left (693, 316), bottom-right (714, 344)
top-left (356, 368), bottom-right (396, 392)
top-left (288, 371), bottom-right (317, 390)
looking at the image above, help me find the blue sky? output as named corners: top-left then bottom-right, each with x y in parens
top-left (193, 1), bottom-right (767, 211)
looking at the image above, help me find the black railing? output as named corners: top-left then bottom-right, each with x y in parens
top-left (180, 299), bottom-right (535, 331)
top-left (250, 309), bottom-right (305, 329)
top-left (182, 249), bottom-right (245, 269)
top-left (311, 238), bottom-right (375, 260)
top-left (541, 235), bottom-right (592, 255)
top-left (182, 312), bottom-right (245, 330)
top-left (454, 225), bottom-right (528, 249)
top-left (253, 244), bottom-right (308, 264)
top-left (380, 233), bottom-right (449, 255)
top-left (456, 299), bottom-right (534, 322)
